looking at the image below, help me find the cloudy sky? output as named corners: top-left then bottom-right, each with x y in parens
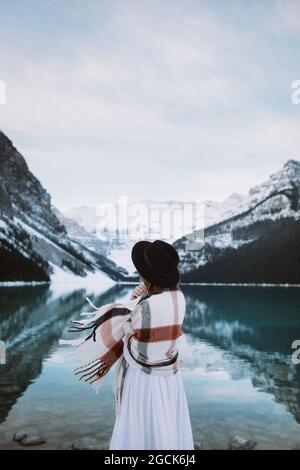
top-left (0, 0), bottom-right (299, 210)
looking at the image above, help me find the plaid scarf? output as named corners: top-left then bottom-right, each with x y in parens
top-left (59, 288), bottom-right (185, 414)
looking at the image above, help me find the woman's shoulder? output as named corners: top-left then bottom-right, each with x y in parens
top-left (147, 288), bottom-right (185, 308)
top-left (131, 288), bottom-right (185, 323)
top-left (133, 288), bottom-right (185, 310)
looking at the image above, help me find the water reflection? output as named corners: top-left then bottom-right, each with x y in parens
top-left (0, 284), bottom-right (300, 449)
top-left (181, 286), bottom-right (300, 424)
top-left (0, 284), bottom-right (129, 425)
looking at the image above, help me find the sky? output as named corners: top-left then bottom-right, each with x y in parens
top-left (0, 0), bottom-right (299, 211)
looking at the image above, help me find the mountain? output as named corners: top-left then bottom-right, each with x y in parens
top-left (181, 217), bottom-right (300, 284)
top-left (61, 205), bottom-right (137, 274)
top-left (64, 206), bottom-right (97, 234)
top-left (0, 131), bottom-right (128, 282)
top-left (202, 192), bottom-right (249, 228)
top-left (175, 160), bottom-right (300, 284)
top-left (63, 199), bottom-right (200, 275)
top-left (53, 207), bottom-right (110, 256)
top-left (54, 159), bottom-right (300, 285)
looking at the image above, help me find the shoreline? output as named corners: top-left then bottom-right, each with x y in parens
top-left (0, 281), bottom-right (50, 287)
top-left (180, 282), bottom-right (300, 288)
top-left (117, 280), bottom-right (300, 288)
top-left (1, 280), bottom-right (300, 288)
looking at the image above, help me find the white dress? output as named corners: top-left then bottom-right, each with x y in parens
top-left (109, 336), bottom-right (194, 450)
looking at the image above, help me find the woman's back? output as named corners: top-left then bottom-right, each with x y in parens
top-left (124, 288), bottom-right (186, 372)
top-left (110, 287), bottom-right (194, 450)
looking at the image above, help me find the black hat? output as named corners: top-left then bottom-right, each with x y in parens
top-left (131, 239), bottom-right (180, 288)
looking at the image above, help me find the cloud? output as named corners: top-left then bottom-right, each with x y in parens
top-left (269, 0), bottom-right (300, 32)
top-left (0, 0), bottom-right (299, 208)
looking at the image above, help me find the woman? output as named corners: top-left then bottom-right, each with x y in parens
top-left (60, 239), bottom-right (194, 450)
top-left (109, 240), bottom-right (194, 450)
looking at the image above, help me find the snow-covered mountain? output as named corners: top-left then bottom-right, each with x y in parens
top-left (64, 168), bottom-right (300, 284)
top-left (64, 206), bottom-right (97, 234)
top-left (175, 160), bottom-right (300, 284)
top-left (62, 199), bottom-right (201, 275)
top-left (203, 192), bottom-right (249, 228)
top-left (0, 131), bottom-right (128, 283)
top-left (53, 207), bottom-right (110, 256)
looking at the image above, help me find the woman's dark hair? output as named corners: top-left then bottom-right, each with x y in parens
top-left (141, 276), bottom-right (177, 294)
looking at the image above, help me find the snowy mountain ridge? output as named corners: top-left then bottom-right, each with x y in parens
top-left (0, 130), bottom-right (128, 283)
top-left (175, 159), bottom-right (300, 283)
top-left (62, 161), bottom-right (300, 283)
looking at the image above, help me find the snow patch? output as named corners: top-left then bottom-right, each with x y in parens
top-left (108, 246), bottom-right (136, 275)
top-left (49, 264), bottom-right (115, 297)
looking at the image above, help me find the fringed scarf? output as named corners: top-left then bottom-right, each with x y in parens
top-left (59, 288), bottom-right (185, 415)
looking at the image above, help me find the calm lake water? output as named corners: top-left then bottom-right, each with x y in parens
top-left (0, 283), bottom-right (300, 450)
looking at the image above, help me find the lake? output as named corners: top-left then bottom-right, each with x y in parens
top-left (0, 283), bottom-right (300, 450)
